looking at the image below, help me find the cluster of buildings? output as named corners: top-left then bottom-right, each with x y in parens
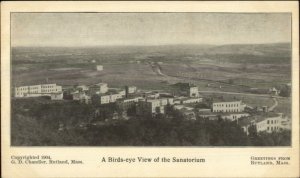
top-left (14, 82), bottom-right (290, 135)
top-left (197, 99), bottom-right (290, 134)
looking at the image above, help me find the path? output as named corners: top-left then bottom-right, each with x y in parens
top-left (268, 98), bottom-right (278, 111)
top-left (199, 90), bottom-right (284, 99)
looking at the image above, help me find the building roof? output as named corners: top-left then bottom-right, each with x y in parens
top-left (173, 104), bottom-right (193, 110)
top-left (94, 83), bottom-right (107, 86)
top-left (117, 96), bottom-right (143, 102)
top-left (254, 112), bottom-right (281, 123)
top-left (16, 83), bottom-right (59, 88)
top-left (198, 108), bottom-right (211, 112)
top-left (198, 110), bottom-right (214, 114)
top-left (214, 112), bottom-right (249, 115)
top-left (126, 93), bottom-right (143, 98)
top-left (212, 99), bottom-right (241, 103)
top-left (139, 99), bottom-right (160, 103)
top-left (76, 85), bottom-right (88, 88)
top-left (51, 92), bottom-right (63, 95)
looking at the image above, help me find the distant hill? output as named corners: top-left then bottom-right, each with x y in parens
top-left (204, 43), bottom-right (291, 57)
top-left (12, 43), bottom-right (291, 64)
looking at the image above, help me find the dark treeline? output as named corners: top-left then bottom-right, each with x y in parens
top-left (11, 98), bottom-right (291, 146)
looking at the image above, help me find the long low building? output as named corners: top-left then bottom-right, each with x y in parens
top-left (212, 100), bottom-right (246, 113)
top-left (116, 96), bottom-right (144, 110)
top-left (99, 92), bottom-right (125, 104)
top-left (15, 83), bottom-right (62, 97)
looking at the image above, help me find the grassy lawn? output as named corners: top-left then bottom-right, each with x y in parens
top-left (274, 97), bottom-right (292, 117)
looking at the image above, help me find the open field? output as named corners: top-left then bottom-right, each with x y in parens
top-left (12, 43), bottom-right (291, 93)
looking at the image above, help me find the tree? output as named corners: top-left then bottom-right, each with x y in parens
top-left (279, 85), bottom-right (290, 97)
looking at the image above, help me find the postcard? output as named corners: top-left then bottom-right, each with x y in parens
top-left (1, 1), bottom-right (299, 177)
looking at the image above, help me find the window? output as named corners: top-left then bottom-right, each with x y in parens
top-left (267, 120), bottom-right (269, 124)
top-left (271, 120), bottom-right (273, 124)
top-left (267, 127), bottom-right (269, 130)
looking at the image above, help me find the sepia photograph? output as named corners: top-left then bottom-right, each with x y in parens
top-left (11, 12), bottom-right (292, 146)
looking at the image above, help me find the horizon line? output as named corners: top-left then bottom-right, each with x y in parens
top-left (11, 41), bottom-right (291, 48)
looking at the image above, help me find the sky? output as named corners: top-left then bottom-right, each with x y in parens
top-left (11, 13), bottom-right (291, 47)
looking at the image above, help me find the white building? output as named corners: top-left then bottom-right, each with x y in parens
top-left (125, 86), bottom-right (137, 95)
top-left (189, 86), bottom-right (199, 97)
top-left (100, 95), bottom-right (111, 104)
top-left (181, 97), bottom-right (202, 104)
top-left (118, 90), bottom-right (126, 97)
top-left (142, 91), bottom-right (160, 99)
top-left (256, 113), bottom-right (283, 133)
top-left (15, 84), bottom-right (62, 98)
top-left (109, 93), bottom-right (123, 103)
top-left (89, 83), bottom-right (108, 94)
top-left (99, 93), bottom-right (124, 104)
top-left (96, 65), bottom-right (103, 71)
top-left (174, 105), bottom-right (194, 111)
top-left (121, 97), bottom-right (143, 103)
top-left (212, 100), bottom-right (246, 113)
top-left (136, 98), bottom-right (173, 115)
